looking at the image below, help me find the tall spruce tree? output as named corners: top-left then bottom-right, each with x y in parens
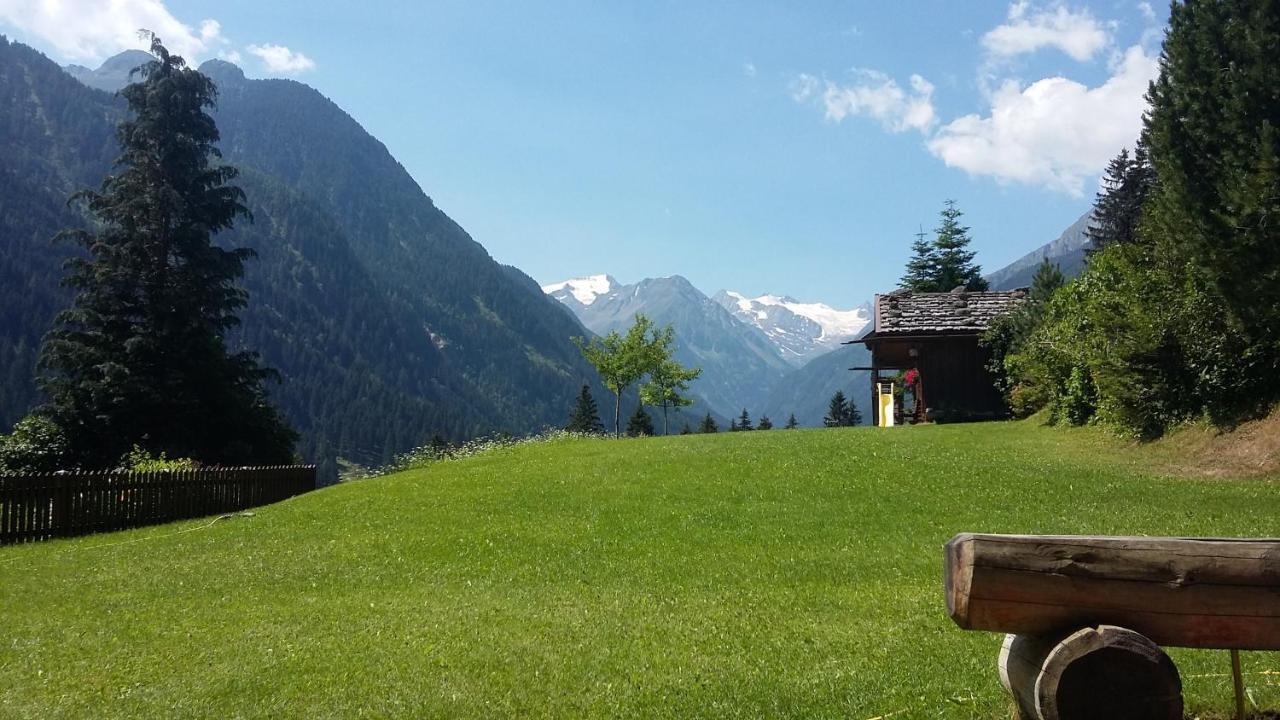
top-left (785, 413), bottom-right (799, 429)
top-left (1087, 143), bottom-right (1154, 253)
top-left (38, 34), bottom-right (296, 467)
top-left (1144, 0), bottom-right (1280, 395)
top-left (699, 412), bottom-right (718, 433)
top-left (737, 408), bottom-right (753, 431)
top-left (757, 415), bottom-right (773, 430)
top-left (565, 383), bottom-right (604, 434)
top-left (932, 200), bottom-right (988, 291)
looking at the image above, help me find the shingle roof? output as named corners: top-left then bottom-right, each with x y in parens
top-left (870, 287), bottom-right (1027, 336)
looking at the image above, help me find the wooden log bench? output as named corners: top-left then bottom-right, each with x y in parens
top-left (944, 533), bottom-right (1280, 720)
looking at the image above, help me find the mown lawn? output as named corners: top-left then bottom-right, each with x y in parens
top-left (1, 421), bottom-right (1277, 719)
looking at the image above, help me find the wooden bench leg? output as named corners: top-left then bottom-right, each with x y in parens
top-left (997, 625), bottom-right (1183, 720)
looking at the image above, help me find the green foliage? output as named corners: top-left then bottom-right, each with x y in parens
top-left (575, 314), bottom-right (659, 437)
top-left (736, 408), bottom-right (753, 431)
top-left (638, 326), bottom-right (701, 435)
top-left (757, 415), bottom-right (773, 430)
top-left (120, 445), bottom-right (197, 472)
top-left (823, 391), bottom-right (859, 427)
top-left (784, 413), bottom-right (798, 429)
top-left (565, 384), bottom-right (604, 434)
top-left (1086, 143), bottom-right (1154, 253)
top-left (577, 315), bottom-right (698, 437)
top-left (625, 406), bottom-right (655, 437)
top-left (997, 0), bottom-right (1280, 438)
top-left (983, 258), bottom-right (1066, 412)
top-left (35, 35), bottom-right (296, 468)
top-left (0, 415), bottom-right (69, 473)
top-left (699, 412), bottom-right (718, 433)
top-left (901, 201), bottom-right (988, 292)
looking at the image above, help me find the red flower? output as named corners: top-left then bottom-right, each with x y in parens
top-left (904, 369), bottom-right (919, 387)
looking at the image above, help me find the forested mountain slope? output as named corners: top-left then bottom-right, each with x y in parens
top-left (0, 40), bottom-right (606, 480)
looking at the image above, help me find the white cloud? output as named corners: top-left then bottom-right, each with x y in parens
top-left (1137, 1), bottom-right (1156, 22)
top-left (801, 70), bottom-right (937, 133)
top-left (743, 61), bottom-right (757, 78)
top-left (926, 45), bottom-right (1158, 195)
top-left (982, 1), bottom-right (1111, 61)
top-left (0, 0), bottom-right (226, 61)
top-left (247, 43), bottom-right (315, 74)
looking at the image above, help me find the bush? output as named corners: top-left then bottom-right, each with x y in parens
top-left (121, 446), bottom-right (197, 472)
top-left (0, 415), bottom-right (70, 473)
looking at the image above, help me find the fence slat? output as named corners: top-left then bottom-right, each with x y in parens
top-left (0, 465), bottom-right (315, 545)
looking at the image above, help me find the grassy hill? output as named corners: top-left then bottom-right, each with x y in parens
top-left (1, 422), bottom-right (1277, 718)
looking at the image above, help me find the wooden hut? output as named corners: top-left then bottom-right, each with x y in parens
top-left (853, 286), bottom-right (1026, 425)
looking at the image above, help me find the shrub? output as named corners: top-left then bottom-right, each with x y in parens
top-left (121, 446), bottom-right (197, 472)
top-left (0, 415), bottom-right (70, 473)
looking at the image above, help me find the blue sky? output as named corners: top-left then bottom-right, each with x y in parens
top-left (2, 1), bottom-right (1167, 307)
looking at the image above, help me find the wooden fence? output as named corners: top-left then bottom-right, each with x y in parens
top-left (0, 465), bottom-right (315, 545)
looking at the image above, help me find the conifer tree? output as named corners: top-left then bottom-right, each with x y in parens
top-left (699, 412), bottom-right (718, 433)
top-left (932, 200), bottom-right (988, 291)
top-left (845, 400), bottom-right (862, 426)
top-left (39, 34), bottom-right (296, 467)
top-left (899, 228), bottom-right (940, 291)
top-left (737, 408), bottom-right (753, 431)
top-left (565, 383), bottom-right (604, 434)
top-left (785, 413), bottom-right (799, 429)
top-left (728, 419), bottom-right (738, 432)
top-left (1086, 143), bottom-right (1154, 254)
top-left (757, 415), bottom-right (773, 430)
top-left (824, 391), bottom-right (851, 427)
top-left (625, 406), bottom-right (654, 437)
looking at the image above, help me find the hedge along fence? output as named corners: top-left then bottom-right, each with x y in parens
top-left (0, 465), bottom-right (315, 545)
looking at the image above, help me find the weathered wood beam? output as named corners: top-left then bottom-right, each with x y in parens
top-left (944, 533), bottom-right (1280, 650)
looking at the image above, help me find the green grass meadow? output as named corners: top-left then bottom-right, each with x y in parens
top-left (1, 422), bottom-right (1277, 718)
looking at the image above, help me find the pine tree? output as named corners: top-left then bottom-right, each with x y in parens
top-left (625, 406), bottom-right (654, 437)
top-left (844, 400), bottom-right (862, 426)
top-left (38, 34), bottom-right (296, 467)
top-left (757, 415), bottom-right (773, 430)
top-left (785, 413), bottom-right (799, 429)
top-left (824, 391), bottom-right (851, 427)
top-left (737, 408), bottom-right (753, 431)
top-left (932, 200), bottom-right (988, 291)
top-left (899, 227), bottom-right (940, 291)
top-left (565, 383), bottom-right (604, 434)
top-left (1087, 143), bottom-right (1154, 254)
top-left (699, 412), bottom-right (718, 433)
top-left (728, 419), bottom-right (738, 432)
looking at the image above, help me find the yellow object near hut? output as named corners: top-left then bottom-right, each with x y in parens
top-left (878, 381), bottom-right (895, 427)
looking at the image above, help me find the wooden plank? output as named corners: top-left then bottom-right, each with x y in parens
top-left (944, 533), bottom-right (1280, 650)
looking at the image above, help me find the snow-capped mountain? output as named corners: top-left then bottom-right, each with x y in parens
top-left (541, 274), bottom-right (619, 308)
top-left (712, 291), bottom-right (871, 367)
top-left (542, 274), bottom-right (791, 417)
